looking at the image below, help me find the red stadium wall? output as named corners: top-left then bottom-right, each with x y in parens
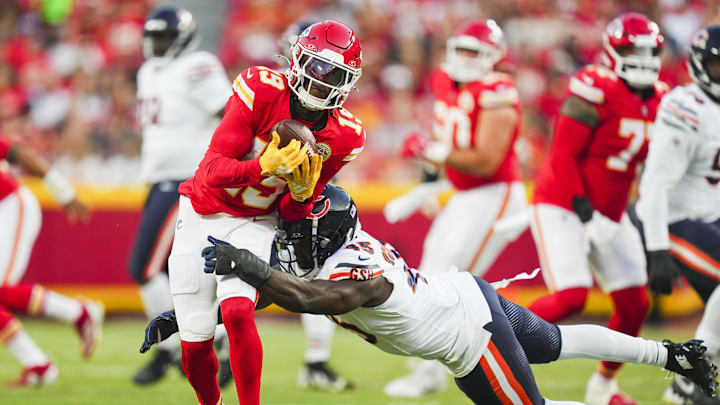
top-left (21, 180), bottom-right (702, 316)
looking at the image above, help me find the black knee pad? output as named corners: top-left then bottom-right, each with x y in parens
top-left (498, 294), bottom-right (561, 364)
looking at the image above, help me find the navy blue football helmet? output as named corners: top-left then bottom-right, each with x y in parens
top-left (143, 6), bottom-right (199, 59)
top-left (274, 184), bottom-right (359, 279)
top-left (689, 25), bottom-right (720, 101)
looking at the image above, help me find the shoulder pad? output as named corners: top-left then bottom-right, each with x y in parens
top-left (478, 75), bottom-right (519, 108)
top-left (568, 65), bottom-right (618, 105)
top-left (232, 66), bottom-right (287, 111)
top-left (184, 57), bottom-right (224, 82)
top-left (653, 81), bottom-right (671, 95)
top-left (429, 69), bottom-right (453, 95)
top-left (658, 87), bottom-right (701, 133)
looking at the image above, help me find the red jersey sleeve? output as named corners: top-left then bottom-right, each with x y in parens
top-left (0, 136), bottom-right (12, 160)
top-left (477, 73), bottom-right (520, 109)
top-left (200, 68), bottom-right (265, 188)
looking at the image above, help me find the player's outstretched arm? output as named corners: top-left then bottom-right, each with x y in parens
top-left (6, 141), bottom-right (90, 223)
top-left (202, 236), bottom-right (389, 315)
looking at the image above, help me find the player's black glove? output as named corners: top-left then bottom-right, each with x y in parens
top-left (647, 249), bottom-right (680, 295)
top-left (139, 310), bottom-right (178, 354)
top-left (202, 236), bottom-right (272, 289)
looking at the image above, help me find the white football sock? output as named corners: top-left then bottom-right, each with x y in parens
top-left (42, 290), bottom-right (82, 323)
top-left (139, 273), bottom-right (174, 319)
top-left (559, 325), bottom-right (667, 367)
top-left (302, 313), bottom-right (335, 363)
top-left (544, 399), bottom-right (585, 405)
top-left (696, 285), bottom-right (720, 365)
top-left (6, 328), bottom-right (49, 367)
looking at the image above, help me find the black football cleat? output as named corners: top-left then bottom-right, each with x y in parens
top-left (662, 375), bottom-right (720, 405)
top-left (664, 339), bottom-right (719, 397)
top-left (297, 361), bottom-right (354, 392)
top-left (133, 348), bottom-right (173, 385)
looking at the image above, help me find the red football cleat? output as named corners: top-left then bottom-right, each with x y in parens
top-left (6, 362), bottom-right (58, 387)
top-left (608, 392), bottom-right (639, 405)
top-left (74, 300), bottom-right (104, 359)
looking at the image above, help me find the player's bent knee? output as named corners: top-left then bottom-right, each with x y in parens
top-left (220, 296), bottom-right (254, 322)
top-left (557, 287), bottom-right (589, 315)
top-left (178, 312), bottom-right (216, 342)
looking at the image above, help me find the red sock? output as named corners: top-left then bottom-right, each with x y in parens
top-left (0, 305), bottom-right (21, 343)
top-left (221, 297), bottom-right (262, 405)
top-left (181, 339), bottom-right (221, 405)
top-left (0, 284), bottom-right (44, 315)
top-left (528, 287), bottom-right (588, 323)
top-left (600, 286), bottom-right (649, 375)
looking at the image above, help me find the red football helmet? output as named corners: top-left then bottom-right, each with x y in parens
top-left (444, 19), bottom-right (506, 82)
top-left (603, 12), bottom-right (664, 88)
top-left (287, 20), bottom-right (362, 110)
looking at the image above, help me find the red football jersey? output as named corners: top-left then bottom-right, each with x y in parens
top-left (430, 69), bottom-right (521, 190)
top-left (0, 135), bottom-right (19, 201)
top-left (179, 66), bottom-right (366, 221)
top-left (533, 64), bottom-right (670, 221)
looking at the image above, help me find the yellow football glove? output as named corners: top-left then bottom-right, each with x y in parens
top-left (283, 154), bottom-right (323, 202)
top-left (258, 132), bottom-right (309, 176)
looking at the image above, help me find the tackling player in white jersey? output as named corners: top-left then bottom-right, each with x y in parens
top-left (634, 25), bottom-right (720, 405)
top-left (143, 185), bottom-right (719, 404)
top-left (130, 6), bottom-right (233, 385)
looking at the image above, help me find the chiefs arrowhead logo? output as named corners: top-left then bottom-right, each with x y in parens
top-left (316, 142), bottom-right (331, 162)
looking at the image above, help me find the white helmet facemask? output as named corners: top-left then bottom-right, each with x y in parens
top-left (287, 45), bottom-right (362, 111)
top-left (604, 35), bottom-right (661, 88)
top-left (443, 35), bottom-right (503, 83)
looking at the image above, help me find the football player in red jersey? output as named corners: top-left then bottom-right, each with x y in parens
top-left (528, 13), bottom-right (669, 405)
top-left (169, 20), bottom-right (365, 405)
top-left (0, 135), bottom-right (103, 387)
top-left (389, 19), bottom-right (527, 398)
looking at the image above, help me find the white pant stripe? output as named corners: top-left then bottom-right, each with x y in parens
top-left (670, 239), bottom-right (720, 279)
top-left (484, 348), bottom-right (524, 405)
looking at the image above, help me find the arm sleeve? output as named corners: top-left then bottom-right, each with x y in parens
top-left (186, 54), bottom-right (233, 114)
top-left (547, 114), bottom-right (594, 203)
top-left (638, 104), bottom-right (696, 251)
top-left (0, 136), bottom-right (11, 160)
top-left (201, 96), bottom-right (265, 188)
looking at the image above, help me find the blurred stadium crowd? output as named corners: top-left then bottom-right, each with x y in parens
top-left (0, 0), bottom-right (714, 184)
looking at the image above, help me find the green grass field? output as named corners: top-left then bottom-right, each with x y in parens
top-left (0, 316), bottom-right (695, 405)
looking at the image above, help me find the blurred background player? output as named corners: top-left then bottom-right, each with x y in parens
top-left (387, 19), bottom-right (526, 398)
top-left (634, 25), bottom-right (720, 405)
top-left (280, 20), bottom-right (355, 392)
top-left (527, 12), bottom-right (668, 405)
top-left (130, 6), bottom-right (233, 386)
top-left (0, 133), bottom-right (102, 386)
top-left (169, 20), bottom-right (365, 405)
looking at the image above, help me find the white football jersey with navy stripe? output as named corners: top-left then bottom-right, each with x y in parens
top-left (315, 230), bottom-right (493, 378)
top-left (638, 83), bottom-right (720, 249)
top-left (137, 51), bottom-right (232, 183)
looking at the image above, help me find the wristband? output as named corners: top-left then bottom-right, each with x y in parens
top-left (44, 169), bottom-right (75, 205)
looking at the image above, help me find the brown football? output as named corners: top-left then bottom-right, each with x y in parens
top-left (271, 119), bottom-right (318, 156)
